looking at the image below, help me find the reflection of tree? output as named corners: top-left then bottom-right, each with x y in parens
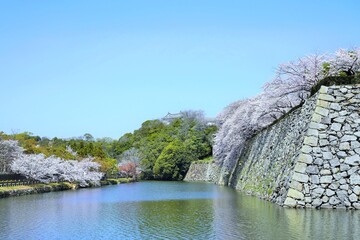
top-left (135, 200), bottom-right (214, 239)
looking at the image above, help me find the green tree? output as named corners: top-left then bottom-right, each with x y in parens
top-left (153, 140), bottom-right (193, 180)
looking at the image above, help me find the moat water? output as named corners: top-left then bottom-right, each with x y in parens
top-left (0, 181), bottom-right (359, 239)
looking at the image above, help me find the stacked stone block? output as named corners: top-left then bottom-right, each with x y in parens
top-left (284, 85), bottom-right (360, 209)
top-left (185, 84), bottom-right (360, 209)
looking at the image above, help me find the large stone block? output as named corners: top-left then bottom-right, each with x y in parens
top-left (339, 142), bottom-right (350, 151)
top-left (330, 103), bottom-right (341, 111)
top-left (315, 107), bottom-right (329, 117)
top-left (349, 194), bottom-right (358, 202)
top-left (309, 122), bottom-right (328, 130)
top-left (344, 155), bottom-right (360, 166)
top-left (290, 180), bottom-right (303, 192)
top-left (320, 176), bottom-right (333, 184)
top-left (306, 165), bottom-right (319, 174)
top-left (316, 99), bottom-right (330, 108)
top-left (319, 139), bottom-right (329, 147)
top-left (303, 136), bottom-right (318, 147)
top-left (287, 188), bottom-right (305, 200)
top-left (330, 123), bottom-right (342, 131)
top-left (312, 187), bottom-right (325, 198)
top-left (341, 135), bottom-right (357, 142)
top-left (329, 182), bottom-right (340, 190)
top-left (350, 174), bottom-right (360, 185)
top-left (332, 167), bottom-right (340, 174)
top-left (298, 154), bottom-right (313, 164)
top-left (333, 173), bottom-right (342, 181)
top-left (334, 117), bottom-right (346, 123)
top-left (353, 203), bottom-right (360, 209)
top-left (340, 164), bottom-right (350, 172)
top-left (329, 196), bottom-right (340, 205)
top-left (329, 159), bottom-right (340, 167)
top-left (348, 167), bottom-right (358, 175)
top-left (320, 169), bottom-right (331, 175)
top-left (310, 175), bottom-right (320, 184)
top-left (301, 145), bottom-right (313, 154)
top-left (326, 189), bottom-right (335, 197)
top-left (319, 86), bottom-right (329, 94)
top-left (311, 113), bottom-right (323, 123)
top-left (312, 198), bottom-right (322, 207)
top-left (294, 162), bottom-right (307, 173)
top-left (284, 197), bottom-right (297, 207)
top-left (353, 186), bottom-right (360, 195)
top-left (292, 172), bottom-right (309, 183)
top-left (336, 190), bottom-right (349, 202)
top-left (351, 141), bottom-right (360, 149)
top-left (319, 93), bottom-right (335, 102)
top-left (307, 129), bottom-right (319, 137)
top-left (323, 152), bottom-right (333, 160)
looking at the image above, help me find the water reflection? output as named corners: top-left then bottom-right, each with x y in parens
top-left (0, 182), bottom-right (359, 240)
top-left (212, 186), bottom-right (360, 240)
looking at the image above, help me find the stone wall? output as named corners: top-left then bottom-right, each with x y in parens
top-left (284, 85), bottom-right (360, 209)
top-left (184, 162), bottom-right (220, 182)
top-left (185, 85), bottom-right (360, 209)
top-left (228, 93), bottom-right (317, 205)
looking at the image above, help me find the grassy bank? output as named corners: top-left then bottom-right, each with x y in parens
top-left (0, 178), bottom-right (135, 199)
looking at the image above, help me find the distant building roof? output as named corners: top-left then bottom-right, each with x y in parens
top-left (161, 112), bottom-right (184, 123)
top-left (163, 112), bottom-right (184, 120)
top-left (160, 112), bottom-right (217, 126)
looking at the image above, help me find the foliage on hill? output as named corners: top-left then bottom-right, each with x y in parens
top-left (114, 112), bottom-right (217, 180)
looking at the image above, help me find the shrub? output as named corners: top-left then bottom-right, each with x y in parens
top-left (310, 75), bottom-right (360, 95)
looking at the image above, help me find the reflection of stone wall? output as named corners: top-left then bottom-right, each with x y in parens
top-left (185, 85), bottom-right (360, 209)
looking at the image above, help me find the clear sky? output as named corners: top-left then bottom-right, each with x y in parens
top-left (1, 0), bottom-right (359, 139)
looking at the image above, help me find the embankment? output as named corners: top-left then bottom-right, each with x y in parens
top-left (186, 85), bottom-right (360, 209)
top-left (0, 178), bottom-right (135, 199)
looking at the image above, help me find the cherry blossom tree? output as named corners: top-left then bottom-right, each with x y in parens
top-left (118, 148), bottom-right (141, 179)
top-left (0, 140), bottom-right (23, 173)
top-left (329, 48), bottom-right (360, 76)
top-left (264, 53), bottom-right (328, 112)
top-left (118, 162), bottom-right (137, 178)
top-left (214, 94), bottom-right (277, 183)
top-left (10, 154), bottom-right (103, 186)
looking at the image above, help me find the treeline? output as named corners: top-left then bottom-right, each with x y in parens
top-left (0, 111), bottom-right (217, 181)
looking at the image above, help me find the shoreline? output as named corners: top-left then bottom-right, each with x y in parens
top-left (0, 178), bottom-right (135, 199)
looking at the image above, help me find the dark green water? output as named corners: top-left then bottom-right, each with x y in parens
top-left (0, 181), bottom-right (359, 240)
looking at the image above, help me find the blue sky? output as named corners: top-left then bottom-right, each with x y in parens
top-left (1, 0), bottom-right (359, 139)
